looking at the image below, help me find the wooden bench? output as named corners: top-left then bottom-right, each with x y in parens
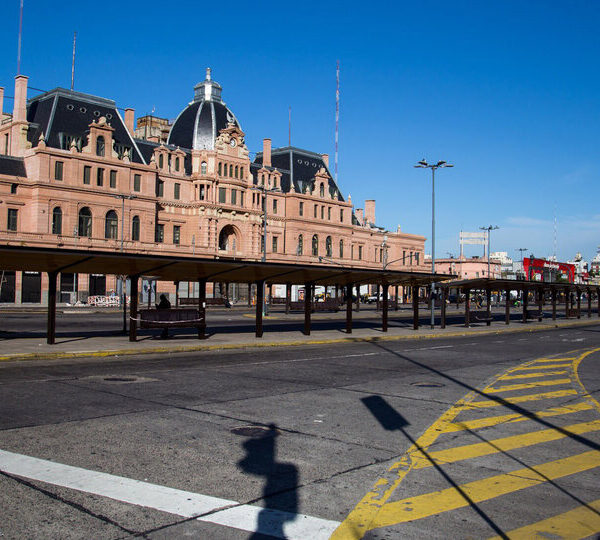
top-left (565, 308), bottom-right (579, 318)
top-left (526, 309), bottom-right (542, 320)
top-left (468, 310), bottom-right (493, 324)
top-left (135, 308), bottom-right (206, 338)
top-left (289, 299), bottom-right (342, 312)
top-left (179, 297), bottom-right (225, 307)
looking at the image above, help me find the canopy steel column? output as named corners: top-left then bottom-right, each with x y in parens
top-left (522, 289), bottom-right (528, 323)
top-left (128, 275), bottom-right (139, 342)
top-left (355, 284), bottom-right (360, 312)
top-left (464, 288), bottom-right (471, 327)
top-left (376, 284), bottom-right (380, 311)
top-left (394, 285), bottom-right (399, 311)
top-left (412, 285), bottom-right (419, 330)
top-left (597, 287), bottom-right (600, 317)
top-left (505, 288), bottom-right (510, 325)
top-left (175, 281), bottom-right (179, 307)
top-left (248, 283), bottom-right (252, 307)
top-left (285, 282), bottom-right (291, 314)
top-left (382, 283), bottom-right (389, 332)
top-left (122, 278), bottom-right (128, 335)
top-left (198, 280), bottom-right (206, 339)
top-left (441, 287), bottom-right (447, 329)
top-left (485, 288), bottom-right (492, 326)
top-left (346, 283), bottom-right (353, 334)
top-left (255, 280), bottom-right (264, 338)
top-left (537, 287), bottom-right (543, 321)
top-left (577, 289), bottom-right (581, 319)
top-left (46, 271), bottom-right (57, 345)
top-left (587, 290), bottom-right (592, 318)
top-left (304, 282), bottom-right (313, 335)
top-left (552, 289), bottom-right (557, 321)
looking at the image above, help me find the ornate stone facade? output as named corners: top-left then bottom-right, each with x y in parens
top-left (0, 70), bottom-right (426, 303)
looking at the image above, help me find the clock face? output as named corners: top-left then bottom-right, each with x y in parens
top-left (230, 139), bottom-right (237, 147)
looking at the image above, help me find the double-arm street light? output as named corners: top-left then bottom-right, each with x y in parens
top-left (414, 159), bottom-right (453, 329)
top-left (480, 225), bottom-right (499, 278)
top-left (251, 184), bottom-right (280, 315)
top-left (516, 247), bottom-right (528, 279)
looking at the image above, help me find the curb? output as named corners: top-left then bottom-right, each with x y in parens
top-left (0, 318), bottom-right (597, 363)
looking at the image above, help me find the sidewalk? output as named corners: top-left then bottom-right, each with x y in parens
top-left (0, 312), bottom-right (598, 363)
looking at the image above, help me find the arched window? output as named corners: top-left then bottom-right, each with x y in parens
top-left (175, 157), bottom-right (180, 172)
top-left (297, 234), bottom-right (303, 255)
top-left (326, 236), bottom-right (332, 257)
top-left (158, 154), bottom-right (164, 168)
top-left (235, 166), bottom-right (239, 179)
top-left (240, 167), bottom-right (244, 180)
top-left (339, 239), bottom-right (344, 258)
top-left (201, 161), bottom-right (207, 175)
top-left (105, 210), bottom-right (118, 239)
top-left (320, 183), bottom-right (325, 197)
top-left (131, 215), bottom-right (140, 241)
top-left (218, 162), bottom-right (222, 176)
top-left (229, 164), bottom-right (233, 177)
top-left (312, 234), bottom-right (319, 256)
top-left (78, 207), bottom-right (92, 237)
top-left (96, 136), bottom-right (105, 157)
top-left (52, 207), bottom-right (62, 235)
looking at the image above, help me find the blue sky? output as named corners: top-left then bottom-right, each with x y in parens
top-left (1, 0), bottom-right (599, 263)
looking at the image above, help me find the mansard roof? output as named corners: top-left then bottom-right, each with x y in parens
top-left (0, 155), bottom-right (27, 177)
top-left (26, 88), bottom-right (146, 164)
top-left (252, 147), bottom-right (344, 201)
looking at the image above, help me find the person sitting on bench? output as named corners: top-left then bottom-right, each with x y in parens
top-left (156, 294), bottom-right (171, 339)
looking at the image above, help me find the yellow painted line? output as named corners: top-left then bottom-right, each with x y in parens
top-left (412, 419), bottom-right (600, 469)
top-left (444, 401), bottom-right (594, 433)
top-left (488, 498), bottom-right (600, 540)
top-left (510, 363), bottom-right (572, 370)
top-left (370, 450), bottom-right (600, 529)
top-left (498, 370), bottom-right (567, 380)
top-left (532, 356), bottom-right (577, 363)
top-left (467, 389), bottom-right (578, 408)
top-left (485, 378), bottom-right (572, 393)
top-left (572, 348), bottom-right (600, 414)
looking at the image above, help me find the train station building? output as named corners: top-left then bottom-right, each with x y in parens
top-left (0, 69), bottom-right (427, 305)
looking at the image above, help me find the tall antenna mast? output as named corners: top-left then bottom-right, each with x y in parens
top-left (335, 60), bottom-right (340, 181)
top-left (17, 0), bottom-right (24, 74)
top-left (288, 106), bottom-right (291, 146)
top-left (553, 203), bottom-right (557, 259)
top-left (71, 31), bottom-right (77, 91)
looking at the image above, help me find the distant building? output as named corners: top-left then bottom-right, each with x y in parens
top-left (432, 255), bottom-right (501, 280)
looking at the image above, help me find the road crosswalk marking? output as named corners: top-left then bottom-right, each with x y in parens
top-left (332, 347), bottom-right (600, 539)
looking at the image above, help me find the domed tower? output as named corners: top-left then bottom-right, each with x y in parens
top-left (167, 68), bottom-right (241, 151)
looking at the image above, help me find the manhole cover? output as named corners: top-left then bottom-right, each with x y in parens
top-left (231, 426), bottom-right (277, 437)
top-left (411, 382), bottom-right (445, 388)
top-left (103, 377), bottom-right (137, 382)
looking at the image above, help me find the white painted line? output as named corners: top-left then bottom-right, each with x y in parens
top-left (0, 449), bottom-right (339, 539)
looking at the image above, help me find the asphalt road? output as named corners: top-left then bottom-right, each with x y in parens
top-left (1, 325), bottom-right (599, 538)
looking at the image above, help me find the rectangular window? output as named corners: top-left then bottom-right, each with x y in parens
top-left (199, 185), bottom-right (205, 200)
top-left (340, 209), bottom-right (343, 222)
top-left (272, 236), bottom-right (278, 253)
top-left (54, 161), bottom-right (63, 181)
top-left (299, 201), bottom-right (304, 216)
top-left (320, 206), bottom-right (324, 219)
top-left (240, 191), bottom-right (244, 206)
top-left (109, 170), bottom-right (117, 188)
top-left (219, 187), bottom-right (226, 203)
top-left (272, 198), bottom-right (277, 214)
top-left (83, 166), bottom-right (91, 185)
top-left (328, 207), bottom-right (331, 220)
top-left (97, 168), bottom-right (104, 186)
top-left (3, 134), bottom-right (8, 155)
top-left (358, 245), bottom-right (363, 260)
top-left (7, 208), bottom-right (17, 231)
top-left (173, 225), bottom-right (181, 245)
top-left (403, 250), bottom-right (406, 264)
top-left (133, 174), bottom-right (141, 192)
top-left (314, 205), bottom-right (317, 218)
top-left (410, 252), bottom-right (413, 265)
top-left (231, 189), bottom-right (237, 205)
top-left (155, 224), bottom-right (164, 243)
top-left (174, 183), bottom-right (180, 200)
top-left (156, 180), bottom-right (164, 197)
top-left (415, 252), bottom-right (420, 265)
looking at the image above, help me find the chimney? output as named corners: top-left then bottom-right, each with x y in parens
top-left (124, 108), bottom-right (135, 134)
top-left (13, 75), bottom-right (28, 123)
top-left (0, 87), bottom-right (4, 118)
top-left (365, 199), bottom-right (376, 225)
top-left (263, 138), bottom-right (272, 167)
top-left (322, 153), bottom-right (329, 167)
top-left (355, 208), bottom-right (364, 225)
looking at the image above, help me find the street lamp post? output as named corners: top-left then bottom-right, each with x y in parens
top-left (113, 194), bottom-right (136, 333)
top-left (480, 225), bottom-right (499, 278)
top-left (252, 184), bottom-right (280, 316)
top-left (414, 159), bottom-right (453, 329)
top-left (517, 247), bottom-right (528, 280)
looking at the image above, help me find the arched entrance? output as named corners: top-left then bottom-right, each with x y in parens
top-left (218, 225), bottom-right (240, 253)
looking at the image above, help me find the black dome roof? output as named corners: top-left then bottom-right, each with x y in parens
top-left (167, 69), bottom-right (240, 151)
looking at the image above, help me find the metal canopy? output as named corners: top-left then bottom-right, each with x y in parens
top-left (439, 277), bottom-right (598, 292)
top-left (0, 245), bottom-right (453, 287)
